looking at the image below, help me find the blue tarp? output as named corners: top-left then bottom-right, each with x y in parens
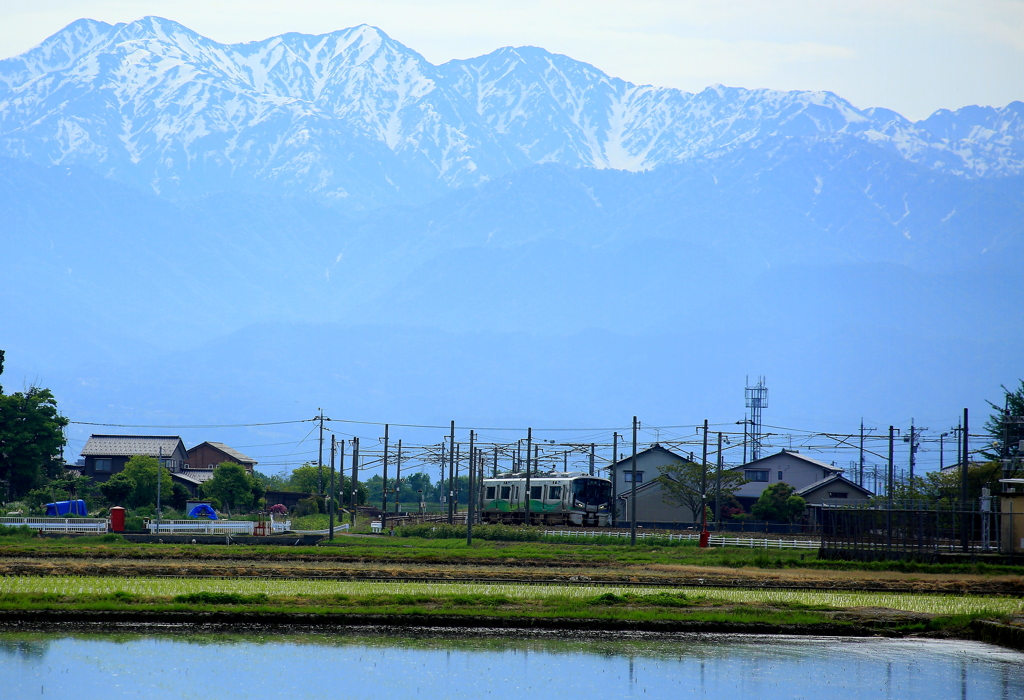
top-left (187, 503), bottom-right (218, 519)
top-left (45, 500), bottom-right (87, 516)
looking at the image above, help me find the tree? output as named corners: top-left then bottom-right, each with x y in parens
top-left (287, 463), bottom-right (324, 494)
top-left (100, 473), bottom-right (136, 505)
top-left (657, 460), bottom-right (747, 524)
top-left (0, 352), bottom-right (68, 500)
top-left (983, 380), bottom-right (1024, 467)
top-left (200, 462), bottom-right (255, 515)
top-left (895, 460), bottom-right (1004, 504)
top-left (751, 483), bottom-right (806, 522)
top-left (121, 455), bottom-right (173, 509)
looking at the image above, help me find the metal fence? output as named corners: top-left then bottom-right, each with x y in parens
top-left (0, 516), bottom-right (108, 533)
top-left (820, 502), bottom-right (1002, 556)
top-left (146, 519), bottom-right (256, 535)
top-left (543, 529), bottom-right (819, 549)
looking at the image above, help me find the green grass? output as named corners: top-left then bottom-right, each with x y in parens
top-left (1, 576), bottom-right (1021, 617)
top-left (1, 531), bottom-right (1023, 576)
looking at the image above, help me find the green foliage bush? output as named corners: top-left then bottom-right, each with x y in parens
top-left (173, 591), bottom-right (268, 605)
top-left (0, 524), bottom-right (37, 539)
top-left (399, 524), bottom-right (545, 541)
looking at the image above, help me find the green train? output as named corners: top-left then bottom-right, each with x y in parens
top-left (480, 472), bottom-right (613, 526)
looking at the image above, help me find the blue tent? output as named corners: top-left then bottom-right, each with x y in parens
top-left (45, 500), bottom-right (87, 516)
top-left (187, 503), bottom-right (218, 519)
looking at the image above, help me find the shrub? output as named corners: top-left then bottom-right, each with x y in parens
top-left (398, 524), bottom-right (545, 541)
top-left (173, 592), bottom-right (268, 605)
top-left (294, 496), bottom-right (322, 517)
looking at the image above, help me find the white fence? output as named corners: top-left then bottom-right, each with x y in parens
top-left (292, 523), bottom-right (350, 535)
top-left (146, 519), bottom-right (293, 535)
top-left (0, 517), bottom-right (108, 534)
top-left (543, 529), bottom-right (820, 550)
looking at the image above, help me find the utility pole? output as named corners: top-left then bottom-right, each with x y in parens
top-left (493, 444), bottom-right (498, 478)
top-left (448, 421), bottom-right (455, 524)
top-left (887, 426), bottom-right (895, 502)
top-left (318, 408), bottom-right (324, 494)
top-left (742, 417), bottom-right (747, 465)
top-left (887, 426), bottom-right (894, 551)
top-left (939, 432), bottom-right (948, 471)
top-left (589, 443), bottom-right (595, 476)
top-left (156, 446), bottom-right (163, 535)
top-left (630, 416), bottom-right (638, 545)
top-left (715, 432), bottom-right (723, 531)
top-left (350, 437), bottom-right (359, 526)
top-left (524, 427), bottom-right (532, 526)
top-left (961, 408), bottom-right (969, 551)
top-left (611, 432), bottom-right (619, 526)
top-left (859, 419), bottom-right (875, 487)
top-left (381, 424), bottom-right (389, 530)
top-left (701, 419), bottom-right (708, 530)
top-left (467, 430), bottom-right (475, 545)
top-left (905, 419), bottom-right (927, 491)
top-left (329, 434), bottom-right (336, 541)
top-left (395, 440), bottom-right (402, 515)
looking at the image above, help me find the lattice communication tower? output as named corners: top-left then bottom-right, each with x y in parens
top-left (745, 376), bottom-right (768, 461)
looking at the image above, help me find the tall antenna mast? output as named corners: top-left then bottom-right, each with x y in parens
top-left (745, 375), bottom-right (768, 461)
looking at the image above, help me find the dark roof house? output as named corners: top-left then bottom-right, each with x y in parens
top-left (79, 435), bottom-right (188, 483)
top-left (186, 441), bottom-right (258, 472)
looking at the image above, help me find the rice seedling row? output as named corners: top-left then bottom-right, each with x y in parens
top-left (2, 575), bottom-right (1020, 616)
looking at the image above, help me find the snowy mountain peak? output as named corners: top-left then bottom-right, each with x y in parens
top-left (1, 17), bottom-right (1021, 207)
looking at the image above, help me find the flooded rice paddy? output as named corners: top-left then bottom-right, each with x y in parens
top-left (1, 628), bottom-right (1022, 699)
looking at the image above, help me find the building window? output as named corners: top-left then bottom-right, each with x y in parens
top-left (500, 486), bottom-right (511, 500)
top-left (778, 471), bottom-right (784, 480)
top-left (94, 458), bottom-right (112, 472)
top-left (548, 485), bottom-right (562, 500)
top-left (745, 470), bottom-right (769, 482)
top-left (485, 486), bottom-right (496, 500)
top-left (828, 492), bottom-right (849, 499)
top-left (624, 471), bottom-right (644, 483)
top-left (530, 486), bottom-right (542, 500)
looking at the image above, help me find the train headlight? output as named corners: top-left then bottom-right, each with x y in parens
top-left (574, 500), bottom-right (585, 508)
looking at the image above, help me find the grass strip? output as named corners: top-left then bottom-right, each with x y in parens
top-left (1, 576), bottom-right (1021, 617)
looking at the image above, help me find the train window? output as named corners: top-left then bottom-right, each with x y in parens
top-left (486, 486), bottom-right (496, 499)
top-left (530, 486), bottom-right (542, 500)
top-left (500, 486), bottom-right (511, 499)
top-left (548, 485), bottom-right (562, 500)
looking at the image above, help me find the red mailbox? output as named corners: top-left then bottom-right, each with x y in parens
top-left (109, 506), bottom-right (126, 532)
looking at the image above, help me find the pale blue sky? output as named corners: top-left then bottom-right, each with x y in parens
top-left (1, 0), bottom-right (1021, 120)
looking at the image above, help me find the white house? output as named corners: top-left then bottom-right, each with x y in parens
top-left (608, 444), bottom-right (697, 527)
top-left (726, 449), bottom-right (867, 510)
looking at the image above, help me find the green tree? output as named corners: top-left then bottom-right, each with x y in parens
top-left (0, 356), bottom-right (68, 499)
top-left (751, 482), bottom-right (806, 522)
top-left (895, 460), bottom-right (1004, 503)
top-left (100, 473), bottom-right (136, 505)
top-left (200, 462), bottom-right (255, 515)
top-left (983, 380), bottom-right (1024, 467)
top-left (287, 463), bottom-right (325, 494)
top-left (121, 455), bottom-right (173, 509)
top-left (657, 460), bottom-right (747, 524)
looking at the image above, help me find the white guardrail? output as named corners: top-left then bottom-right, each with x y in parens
top-left (292, 523), bottom-right (351, 535)
top-left (543, 530), bottom-right (820, 549)
top-left (146, 519), bottom-right (292, 535)
top-left (0, 517), bottom-right (108, 533)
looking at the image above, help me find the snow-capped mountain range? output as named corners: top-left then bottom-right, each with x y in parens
top-left (1, 16), bottom-right (1022, 206)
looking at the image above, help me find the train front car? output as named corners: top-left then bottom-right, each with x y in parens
top-left (481, 473), bottom-right (612, 526)
top-left (568, 476), bottom-right (613, 527)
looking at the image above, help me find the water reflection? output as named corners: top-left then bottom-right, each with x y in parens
top-left (0, 628), bottom-right (1020, 699)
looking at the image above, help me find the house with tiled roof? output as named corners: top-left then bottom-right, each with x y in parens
top-left (186, 441), bottom-right (257, 472)
top-left (79, 435), bottom-right (188, 483)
